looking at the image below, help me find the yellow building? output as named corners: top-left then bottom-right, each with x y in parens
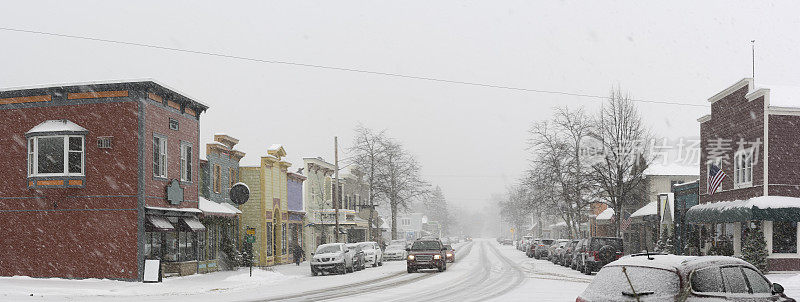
top-left (239, 145), bottom-right (292, 266)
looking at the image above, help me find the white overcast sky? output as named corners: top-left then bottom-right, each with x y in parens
top-left (2, 1), bottom-right (800, 211)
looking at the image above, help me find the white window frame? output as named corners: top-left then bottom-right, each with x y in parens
top-left (27, 135), bottom-right (85, 177)
top-left (706, 157), bottom-right (723, 194)
top-left (180, 142), bottom-right (192, 182)
top-left (733, 148), bottom-right (754, 189)
top-left (154, 135), bottom-right (168, 178)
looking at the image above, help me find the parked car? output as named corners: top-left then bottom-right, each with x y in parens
top-left (443, 244), bottom-right (455, 262)
top-left (384, 244), bottom-right (408, 261)
top-left (311, 243), bottom-right (355, 276)
top-left (406, 238), bottom-right (448, 273)
top-left (576, 254), bottom-right (795, 302)
top-left (501, 238), bottom-right (514, 245)
top-left (358, 241), bottom-right (383, 267)
top-left (390, 239), bottom-right (409, 249)
top-left (549, 239), bottom-right (570, 263)
top-left (346, 243), bottom-right (366, 271)
top-left (571, 239), bottom-right (587, 270)
top-left (534, 239), bottom-right (555, 259)
top-left (518, 236), bottom-right (532, 251)
top-left (576, 237), bottom-right (623, 275)
top-left (561, 239), bottom-right (580, 267)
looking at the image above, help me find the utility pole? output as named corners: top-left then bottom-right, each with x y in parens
top-left (334, 136), bottom-right (341, 242)
top-left (751, 40), bottom-right (756, 80)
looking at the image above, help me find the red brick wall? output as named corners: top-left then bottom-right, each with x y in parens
top-left (767, 114), bottom-right (800, 197)
top-left (700, 86), bottom-right (765, 204)
top-left (0, 101), bottom-right (140, 279)
top-left (143, 100), bottom-right (199, 208)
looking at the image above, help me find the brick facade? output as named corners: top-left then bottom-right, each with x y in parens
top-left (0, 81), bottom-right (207, 280)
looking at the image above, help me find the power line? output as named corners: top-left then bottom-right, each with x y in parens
top-left (0, 26), bottom-right (709, 108)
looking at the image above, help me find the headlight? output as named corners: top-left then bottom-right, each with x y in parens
top-left (446, 253), bottom-right (453, 257)
top-left (408, 255), bottom-right (415, 260)
top-left (433, 255), bottom-right (441, 260)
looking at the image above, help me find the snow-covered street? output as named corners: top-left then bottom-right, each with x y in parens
top-left (3, 239), bottom-right (800, 301)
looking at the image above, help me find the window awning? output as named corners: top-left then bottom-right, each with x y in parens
top-left (26, 119), bottom-right (88, 136)
top-left (686, 196), bottom-right (800, 223)
top-left (147, 215), bottom-right (175, 231)
top-left (181, 217), bottom-right (206, 232)
top-left (596, 208), bottom-right (615, 221)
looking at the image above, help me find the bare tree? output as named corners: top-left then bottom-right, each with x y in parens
top-left (348, 125), bottom-right (386, 242)
top-left (590, 88), bottom-right (651, 237)
top-left (375, 139), bottom-right (429, 240)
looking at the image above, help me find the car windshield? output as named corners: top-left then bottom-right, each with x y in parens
top-left (540, 239), bottom-right (554, 245)
top-left (411, 241), bottom-right (441, 250)
top-left (590, 238), bottom-right (622, 250)
top-left (316, 245), bottom-right (342, 254)
top-left (583, 266), bottom-right (680, 299)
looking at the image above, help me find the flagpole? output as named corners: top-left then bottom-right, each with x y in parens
top-left (751, 40), bottom-right (755, 80)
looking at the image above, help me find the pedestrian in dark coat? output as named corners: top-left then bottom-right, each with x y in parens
top-left (293, 243), bottom-right (304, 266)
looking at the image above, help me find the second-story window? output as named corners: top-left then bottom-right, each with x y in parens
top-left (213, 164), bottom-right (221, 193)
top-left (229, 167), bottom-right (236, 186)
top-left (153, 135), bottom-right (167, 178)
top-left (180, 142), bottom-right (192, 182)
top-left (401, 218), bottom-right (411, 226)
top-left (734, 148), bottom-right (753, 188)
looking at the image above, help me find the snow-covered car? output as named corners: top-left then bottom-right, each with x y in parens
top-left (311, 243), bottom-right (355, 276)
top-left (357, 241), bottom-right (383, 267)
top-left (346, 243), bottom-right (366, 271)
top-left (384, 244), bottom-right (407, 261)
top-left (549, 239), bottom-right (570, 263)
top-left (561, 239), bottom-right (580, 267)
top-left (576, 254), bottom-right (795, 302)
top-left (407, 238), bottom-right (447, 273)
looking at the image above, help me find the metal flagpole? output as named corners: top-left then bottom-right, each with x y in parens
top-left (751, 40), bottom-right (755, 80)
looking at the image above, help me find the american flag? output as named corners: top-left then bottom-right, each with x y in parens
top-left (708, 163), bottom-right (726, 194)
top-left (620, 212), bottom-right (632, 232)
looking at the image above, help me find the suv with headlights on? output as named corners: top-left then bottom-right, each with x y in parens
top-left (406, 238), bottom-right (448, 273)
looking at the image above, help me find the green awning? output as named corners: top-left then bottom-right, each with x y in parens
top-left (686, 196), bottom-right (800, 223)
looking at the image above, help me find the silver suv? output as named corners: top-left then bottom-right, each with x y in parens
top-left (311, 243), bottom-right (355, 276)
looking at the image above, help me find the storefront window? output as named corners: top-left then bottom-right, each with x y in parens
top-left (773, 221), bottom-right (798, 254)
top-left (210, 225), bottom-right (218, 259)
top-left (282, 223), bottom-right (287, 255)
top-left (164, 232), bottom-right (178, 262)
top-left (198, 230), bottom-right (206, 261)
top-left (145, 232), bottom-right (162, 259)
top-left (179, 231), bottom-right (196, 262)
top-left (267, 222), bottom-right (274, 256)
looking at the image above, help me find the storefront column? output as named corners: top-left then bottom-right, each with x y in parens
top-left (763, 221), bottom-right (773, 256)
top-left (733, 222), bottom-right (742, 257)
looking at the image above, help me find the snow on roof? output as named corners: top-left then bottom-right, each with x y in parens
top-left (268, 144), bottom-right (284, 151)
top-left (631, 201), bottom-right (658, 218)
top-left (199, 197), bottom-right (241, 216)
top-left (26, 119), bottom-right (87, 134)
top-left (757, 84), bottom-right (800, 108)
top-left (145, 206), bottom-right (202, 213)
top-left (644, 163), bottom-right (699, 176)
top-left (596, 207), bottom-right (615, 220)
top-left (691, 196), bottom-right (800, 211)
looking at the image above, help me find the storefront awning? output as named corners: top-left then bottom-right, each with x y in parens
top-left (686, 196), bottom-right (800, 223)
top-left (198, 197), bottom-right (241, 217)
top-left (147, 215), bottom-right (175, 231)
top-left (181, 217), bottom-right (206, 232)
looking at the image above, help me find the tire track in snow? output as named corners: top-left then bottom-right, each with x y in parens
top-left (258, 241), bottom-right (476, 302)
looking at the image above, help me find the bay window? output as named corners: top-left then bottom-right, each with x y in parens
top-left (27, 135), bottom-right (84, 176)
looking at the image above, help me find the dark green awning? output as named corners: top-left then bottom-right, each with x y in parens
top-left (686, 197), bottom-right (800, 223)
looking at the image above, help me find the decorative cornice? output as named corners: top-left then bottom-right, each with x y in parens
top-left (697, 114), bottom-right (711, 123)
top-left (708, 78), bottom-right (753, 104)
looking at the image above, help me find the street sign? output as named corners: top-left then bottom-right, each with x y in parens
top-left (246, 235), bottom-right (256, 243)
top-left (246, 228), bottom-right (256, 235)
top-left (230, 183), bottom-right (250, 205)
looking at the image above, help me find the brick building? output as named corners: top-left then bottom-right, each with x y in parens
top-left (687, 78), bottom-right (800, 271)
top-left (0, 80), bottom-right (208, 280)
